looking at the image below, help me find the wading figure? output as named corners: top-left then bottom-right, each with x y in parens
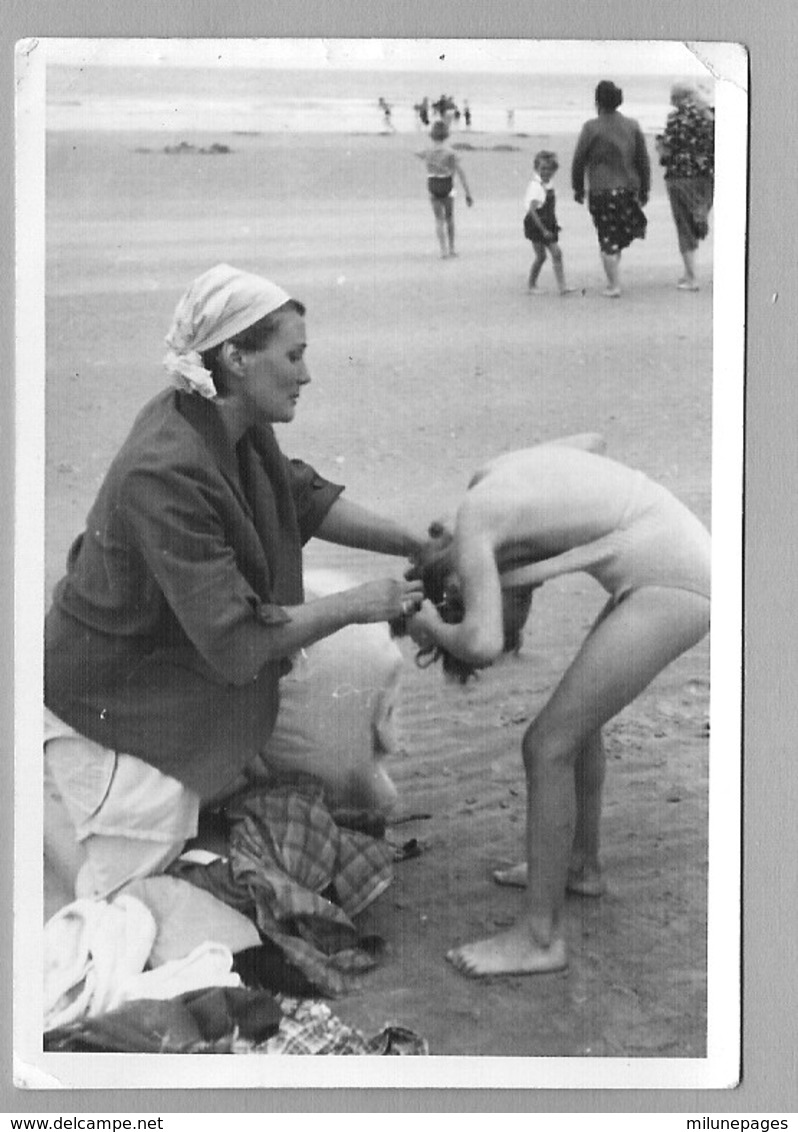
top-left (406, 436), bottom-right (710, 976)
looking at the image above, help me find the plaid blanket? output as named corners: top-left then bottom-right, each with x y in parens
top-left (264, 997), bottom-right (428, 1056)
top-left (172, 781), bottom-right (394, 997)
top-left (227, 783), bottom-right (393, 997)
top-left (228, 782), bottom-right (393, 921)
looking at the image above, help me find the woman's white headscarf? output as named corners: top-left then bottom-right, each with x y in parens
top-left (163, 263), bottom-right (292, 399)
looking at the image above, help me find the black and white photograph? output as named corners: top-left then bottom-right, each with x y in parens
top-left (13, 34), bottom-right (746, 1091)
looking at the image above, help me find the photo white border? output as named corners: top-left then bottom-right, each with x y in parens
top-left (13, 36), bottom-right (746, 1092)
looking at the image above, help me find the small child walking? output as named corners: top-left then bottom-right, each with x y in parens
top-left (523, 151), bottom-right (574, 295)
top-left (416, 120), bottom-right (474, 258)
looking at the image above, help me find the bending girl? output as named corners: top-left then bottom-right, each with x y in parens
top-left (406, 436), bottom-right (710, 976)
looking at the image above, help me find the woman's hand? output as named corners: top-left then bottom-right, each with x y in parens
top-left (406, 600), bottom-right (445, 648)
top-left (347, 578), bottom-right (424, 624)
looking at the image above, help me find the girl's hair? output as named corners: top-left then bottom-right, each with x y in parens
top-left (595, 80), bottom-right (623, 112)
top-left (533, 149), bottom-right (559, 172)
top-left (430, 120), bottom-right (449, 142)
top-left (391, 522), bottom-right (531, 684)
top-left (408, 547), bottom-right (477, 684)
top-left (388, 523), bottom-right (475, 683)
top-left (201, 298), bottom-right (306, 389)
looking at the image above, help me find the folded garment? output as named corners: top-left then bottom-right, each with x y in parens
top-left (44, 895), bottom-right (157, 1032)
top-left (117, 940), bottom-right (241, 1004)
top-left (44, 986), bottom-right (283, 1053)
top-left (231, 943), bottom-right (317, 998)
top-left (44, 893), bottom-right (242, 1033)
top-left (44, 987), bottom-right (428, 1056)
top-left (123, 874), bottom-right (260, 964)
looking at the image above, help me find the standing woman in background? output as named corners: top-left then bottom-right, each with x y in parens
top-left (571, 80), bottom-right (651, 298)
top-left (656, 80), bottom-right (715, 291)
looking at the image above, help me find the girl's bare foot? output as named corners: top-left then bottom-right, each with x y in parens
top-left (601, 288), bottom-right (621, 298)
top-left (559, 288), bottom-right (577, 296)
top-left (493, 861), bottom-right (606, 896)
top-left (493, 862), bottom-right (528, 887)
top-left (447, 923), bottom-right (567, 976)
top-left (677, 278), bottom-right (699, 291)
top-left (565, 863), bottom-right (606, 897)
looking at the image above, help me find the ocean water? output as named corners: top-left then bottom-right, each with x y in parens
top-left (46, 64), bottom-right (708, 135)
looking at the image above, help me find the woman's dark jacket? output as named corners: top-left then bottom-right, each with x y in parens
top-left (45, 389), bottom-right (343, 799)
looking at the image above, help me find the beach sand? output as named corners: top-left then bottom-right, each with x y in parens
top-left (45, 127), bottom-right (712, 1057)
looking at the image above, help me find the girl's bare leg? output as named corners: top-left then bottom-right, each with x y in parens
top-left (527, 246), bottom-right (547, 290)
top-left (432, 202), bottom-right (448, 257)
top-left (445, 201), bottom-right (456, 255)
top-left (494, 729), bottom-right (606, 894)
top-left (569, 730), bottom-right (607, 893)
top-left (447, 586), bottom-right (709, 977)
top-left (549, 244), bottom-right (575, 296)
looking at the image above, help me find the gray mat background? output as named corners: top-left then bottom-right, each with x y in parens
top-left (3, 0), bottom-right (794, 1115)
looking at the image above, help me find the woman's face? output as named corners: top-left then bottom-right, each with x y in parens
top-left (235, 310), bottom-right (311, 424)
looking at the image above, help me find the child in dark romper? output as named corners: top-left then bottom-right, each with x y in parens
top-left (523, 150), bottom-right (574, 296)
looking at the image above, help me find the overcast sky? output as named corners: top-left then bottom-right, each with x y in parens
top-left (40, 37), bottom-right (734, 77)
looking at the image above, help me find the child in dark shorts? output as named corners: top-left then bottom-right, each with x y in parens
top-left (416, 120), bottom-right (474, 258)
top-left (523, 151), bottom-right (574, 296)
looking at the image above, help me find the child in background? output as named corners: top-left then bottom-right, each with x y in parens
top-left (523, 151), bottom-right (574, 296)
top-left (416, 120), bottom-right (474, 258)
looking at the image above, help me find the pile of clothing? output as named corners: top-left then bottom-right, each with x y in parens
top-left (44, 781), bottom-right (427, 1055)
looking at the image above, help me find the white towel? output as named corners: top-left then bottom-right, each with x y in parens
top-left (44, 894), bottom-right (241, 1032)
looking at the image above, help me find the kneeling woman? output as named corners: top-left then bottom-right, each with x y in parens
top-left (406, 436), bottom-right (710, 976)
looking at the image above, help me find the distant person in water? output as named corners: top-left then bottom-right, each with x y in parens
top-left (378, 97), bottom-right (396, 133)
top-left (404, 435), bottom-right (710, 977)
top-left (416, 120), bottom-right (474, 258)
top-left (432, 93), bottom-right (455, 124)
top-left (523, 150), bottom-right (575, 296)
top-left (572, 80), bottom-right (651, 298)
